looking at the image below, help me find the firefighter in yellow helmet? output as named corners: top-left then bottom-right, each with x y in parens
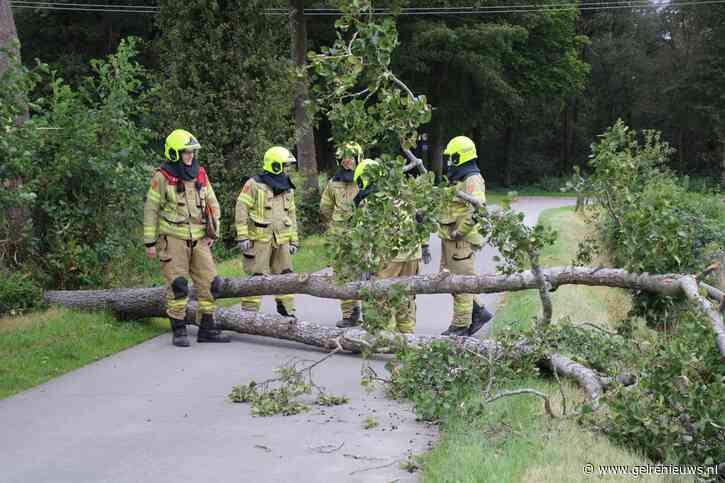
top-left (144, 129), bottom-right (229, 347)
top-left (439, 135), bottom-right (493, 337)
top-left (320, 142), bottom-right (364, 327)
top-left (235, 146), bottom-right (299, 317)
top-left (353, 160), bottom-right (431, 334)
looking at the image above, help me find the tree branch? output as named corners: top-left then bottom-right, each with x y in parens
top-left (679, 276), bottom-right (725, 361)
top-left (486, 389), bottom-right (557, 418)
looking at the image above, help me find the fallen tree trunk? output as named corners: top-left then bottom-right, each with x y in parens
top-left (45, 266), bottom-right (725, 360)
top-left (46, 266), bottom-right (683, 312)
top-left (177, 302), bottom-right (605, 407)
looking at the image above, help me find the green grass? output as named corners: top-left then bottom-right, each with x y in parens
top-left (488, 190), bottom-right (577, 199)
top-left (0, 234), bottom-right (329, 400)
top-left (0, 309), bottom-right (167, 400)
top-left (419, 207), bottom-right (681, 482)
top-left (490, 207), bottom-right (630, 335)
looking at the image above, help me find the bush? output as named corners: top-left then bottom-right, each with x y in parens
top-left (0, 271), bottom-right (44, 315)
top-left (590, 309), bottom-right (725, 467)
top-left (0, 38), bottom-right (156, 289)
top-left (585, 120), bottom-right (725, 325)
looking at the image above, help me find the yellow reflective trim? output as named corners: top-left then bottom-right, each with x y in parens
top-left (255, 189), bottom-right (266, 221)
top-left (147, 190), bottom-right (161, 202)
top-left (238, 192), bottom-right (254, 206)
top-left (167, 298), bottom-right (188, 308)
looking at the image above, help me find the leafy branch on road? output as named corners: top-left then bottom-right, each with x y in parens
top-left (229, 347), bottom-right (349, 416)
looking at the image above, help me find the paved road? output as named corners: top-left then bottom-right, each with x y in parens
top-left (0, 197), bottom-right (574, 483)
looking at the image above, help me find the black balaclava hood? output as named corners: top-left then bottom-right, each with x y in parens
top-left (258, 172), bottom-right (296, 196)
top-left (353, 184), bottom-right (377, 207)
top-left (447, 159), bottom-right (481, 185)
top-left (163, 158), bottom-right (200, 182)
top-left (332, 166), bottom-right (355, 183)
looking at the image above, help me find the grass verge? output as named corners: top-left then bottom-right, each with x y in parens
top-left (0, 235), bottom-right (328, 400)
top-left (419, 207), bottom-right (685, 483)
top-left (0, 309), bottom-right (167, 400)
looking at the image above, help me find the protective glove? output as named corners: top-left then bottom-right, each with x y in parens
top-left (237, 239), bottom-right (252, 252)
top-left (289, 243), bottom-right (299, 256)
top-left (422, 244), bottom-right (432, 265)
top-left (415, 210), bottom-right (424, 224)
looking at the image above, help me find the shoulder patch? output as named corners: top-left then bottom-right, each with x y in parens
top-left (242, 181), bottom-right (252, 194)
top-left (151, 178), bottom-right (159, 190)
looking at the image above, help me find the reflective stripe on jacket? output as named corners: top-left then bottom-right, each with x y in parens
top-left (235, 176), bottom-right (299, 244)
top-left (438, 174), bottom-right (486, 246)
top-left (143, 167), bottom-right (221, 244)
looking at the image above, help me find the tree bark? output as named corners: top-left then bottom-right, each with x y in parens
top-left (720, 135), bottom-right (725, 188)
top-left (45, 267), bottom-right (725, 361)
top-left (290, 0), bottom-right (317, 181)
top-left (0, 0), bottom-right (19, 75)
top-left (503, 121), bottom-right (514, 187)
top-left (163, 302), bottom-right (607, 406)
top-left (0, 0), bottom-right (28, 266)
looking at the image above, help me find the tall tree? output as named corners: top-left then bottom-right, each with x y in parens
top-left (0, 0), bottom-right (20, 75)
top-left (290, 0), bottom-right (318, 180)
top-left (157, 0), bottom-right (296, 240)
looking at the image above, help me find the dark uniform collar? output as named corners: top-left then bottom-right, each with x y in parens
top-left (332, 167), bottom-right (354, 183)
top-left (447, 160), bottom-right (480, 185)
top-left (257, 172), bottom-right (295, 196)
top-left (162, 159), bottom-right (200, 182)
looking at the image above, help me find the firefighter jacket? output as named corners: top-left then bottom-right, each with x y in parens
top-left (439, 167), bottom-right (486, 246)
top-left (320, 178), bottom-right (358, 231)
top-left (235, 176), bottom-right (299, 245)
top-left (143, 166), bottom-right (221, 245)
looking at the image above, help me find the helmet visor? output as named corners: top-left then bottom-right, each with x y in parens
top-left (446, 153), bottom-right (460, 167)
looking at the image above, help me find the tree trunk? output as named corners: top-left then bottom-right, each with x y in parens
top-left (290, 0), bottom-right (317, 182)
top-left (560, 97), bottom-right (576, 175)
top-left (503, 121), bottom-right (514, 187)
top-left (0, 0), bottom-right (20, 75)
top-left (678, 127), bottom-right (686, 173)
top-left (721, 135), bottom-right (725, 188)
top-left (0, 0), bottom-right (28, 266)
top-left (44, 267), bottom-right (725, 361)
top-left (431, 116), bottom-right (444, 183)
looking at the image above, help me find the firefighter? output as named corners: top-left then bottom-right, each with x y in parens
top-left (320, 142), bottom-right (364, 327)
top-left (353, 159), bottom-right (431, 334)
top-left (235, 146), bottom-right (299, 317)
top-left (144, 129), bottom-right (229, 347)
top-left (438, 135), bottom-right (493, 337)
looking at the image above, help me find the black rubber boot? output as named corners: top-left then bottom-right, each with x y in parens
top-left (468, 302), bottom-right (493, 337)
top-left (276, 300), bottom-right (297, 319)
top-left (441, 325), bottom-right (469, 337)
top-left (336, 305), bottom-right (362, 328)
top-left (170, 317), bottom-right (190, 347)
top-left (197, 313), bottom-right (230, 343)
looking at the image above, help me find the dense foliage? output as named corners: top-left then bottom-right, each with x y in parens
top-left (0, 38), bottom-right (155, 293)
top-left (589, 310), bottom-right (725, 467)
top-left (582, 120), bottom-right (725, 325)
top-left (12, 1), bottom-right (725, 186)
top-left (156, 0), bottom-right (296, 240)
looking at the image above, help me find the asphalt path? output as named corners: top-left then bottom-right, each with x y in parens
top-left (0, 197), bottom-right (574, 483)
